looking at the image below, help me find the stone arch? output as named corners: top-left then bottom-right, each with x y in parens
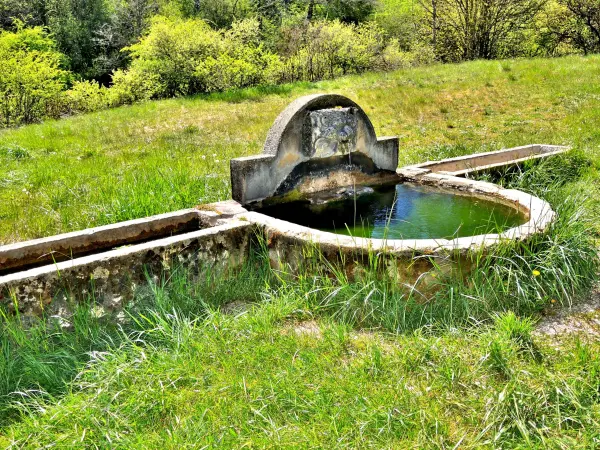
top-left (231, 94), bottom-right (399, 205)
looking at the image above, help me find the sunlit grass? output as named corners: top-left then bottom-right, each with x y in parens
top-left (0, 232), bottom-right (598, 446)
top-left (1, 55), bottom-right (600, 447)
top-left (1, 55), bottom-right (600, 242)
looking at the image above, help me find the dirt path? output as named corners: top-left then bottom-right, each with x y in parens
top-left (535, 285), bottom-right (600, 338)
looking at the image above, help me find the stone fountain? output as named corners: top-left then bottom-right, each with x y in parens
top-left (0, 94), bottom-right (566, 317)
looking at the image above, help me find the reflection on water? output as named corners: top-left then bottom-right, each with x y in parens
top-left (255, 183), bottom-right (526, 240)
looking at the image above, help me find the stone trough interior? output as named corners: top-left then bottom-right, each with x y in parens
top-left (407, 144), bottom-right (569, 177)
top-left (0, 209), bottom-right (211, 276)
top-left (0, 93), bottom-right (567, 317)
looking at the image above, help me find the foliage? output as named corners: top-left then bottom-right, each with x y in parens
top-left (44, 0), bottom-right (111, 79)
top-left (372, 0), bottom-right (428, 50)
top-left (318, 0), bottom-right (377, 23)
top-left (562, 0), bottom-right (600, 52)
top-left (419, 0), bottom-right (545, 61)
top-left (278, 19), bottom-right (395, 82)
top-left (195, 18), bottom-right (283, 92)
top-left (108, 67), bottom-right (160, 104)
top-left (175, 0), bottom-right (254, 28)
top-left (377, 40), bottom-right (436, 70)
top-left (117, 16), bottom-right (282, 99)
top-left (0, 24), bottom-right (66, 127)
top-left (3, 0), bottom-right (600, 122)
top-left (64, 80), bottom-right (112, 114)
top-left (92, 0), bottom-right (160, 79)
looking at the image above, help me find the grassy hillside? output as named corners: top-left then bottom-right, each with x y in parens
top-left (1, 55), bottom-right (600, 243)
top-left (1, 56), bottom-right (600, 448)
top-left (1, 263), bottom-right (599, 448)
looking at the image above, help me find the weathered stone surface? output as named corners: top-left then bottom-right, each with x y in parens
top-left (230, 94), bottom-right (399, 205)
top-left (0, 209), bottom-right (205, 274)
top-left (237, 171), bottom-right (555, 272)
top-left (1, 94), bottom-right (564, 320)
top-left (409, 144), bottom-right (569, 176)
top-left (310, 107), bottom-right (358, 157)
top-left (0, 221), bottom-right (252, 317)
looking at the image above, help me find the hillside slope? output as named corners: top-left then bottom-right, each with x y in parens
top-left (1, 55), bottom-right (599, 243)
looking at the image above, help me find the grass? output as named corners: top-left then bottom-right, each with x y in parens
top-left (0, 168), bottom-right (598, 445)
top-left (1, 55), bottom-right (600, 447)
top-left (1, 55), bottom-right (600, 243)
top-left (0, 246), bottom-right (599, 447)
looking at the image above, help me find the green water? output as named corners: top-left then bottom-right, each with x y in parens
top-left (256, 183), bottom-right (526, 240)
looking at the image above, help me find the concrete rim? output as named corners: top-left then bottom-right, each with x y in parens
top-left (236, 173), bottom-right (555, 256)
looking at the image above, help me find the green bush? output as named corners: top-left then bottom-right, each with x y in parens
top-left (0, 24), bottom-right (67, 127)
top-left (121, 16), bottom-right (221, 98)
top-left (277, 20), bottom-right (417, 83)
top-left (195, 19), bottom-right (282, 92)
top-left (113, 16), bottom-right (281, 100)
top-left (64, 80), bottom-right (112, 114)
top-left (109, 68), bottom-right (160, 105)
top-left (377, 40), bottom-right (436, 70)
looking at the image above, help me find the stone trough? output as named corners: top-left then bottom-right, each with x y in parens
top-left (0, 94), bottom-right (568, 317)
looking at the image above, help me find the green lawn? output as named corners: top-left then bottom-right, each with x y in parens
top-left (1, 267), bottom-right (599, 448)
top-left (1, 56), bottom-right (600, 448)
top-left (1, 55), bottom-right (600, 243)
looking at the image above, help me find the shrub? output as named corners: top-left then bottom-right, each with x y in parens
top-left (377, 40), bottom-right (436, 71)
top-left (64, 80), bottom-right (112, 114)
top-left (108, 68), bottom-right (159, 105)
top-left (121, 16), bottom-right (221, 98)
top-left (0, 24), bottom-right (67, 127)
top-left (114, 16), bottom-right (281, 99)
top-left (278, 20), bottom-right (402, 83)
top-left (195, 19), bottom-right (282, 92)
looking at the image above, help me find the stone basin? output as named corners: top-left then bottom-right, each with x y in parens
top-left (228, 94), bottom-right (555, 269)
top-left (0, 93), bottom-right (561, 315)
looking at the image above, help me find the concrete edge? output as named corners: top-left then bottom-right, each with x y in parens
top-left (233, 175), bottom-right (555, 256)
top-left (406, 144), bottom-right (570, 176)
top-left (0, 220), bottom-right (252, 285)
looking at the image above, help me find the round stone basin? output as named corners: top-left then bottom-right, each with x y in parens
top-left (254, 182), bottom-right (527, 241)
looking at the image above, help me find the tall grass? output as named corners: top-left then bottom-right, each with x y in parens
top-left (267, 195), bottom-right (596, 332)
top-left (260, 151), bottom-right (598, 333)
top-left (0, 260), bottom-right (269, 426)
top-left (0, 150), bottom-right (598, 445)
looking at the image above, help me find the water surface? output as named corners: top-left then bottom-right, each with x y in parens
top-left (256, 183), bottom-right (526, 240)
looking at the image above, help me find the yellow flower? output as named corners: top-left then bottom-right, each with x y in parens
top-left (551, 299), bottom-right (556, 303)
top-left (532, 270), bottom-right (541, 277)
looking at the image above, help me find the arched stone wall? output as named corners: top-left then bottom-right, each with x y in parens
top-left (230, 94), bottom-right (399, 205)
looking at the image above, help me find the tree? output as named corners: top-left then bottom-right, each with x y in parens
top-left (43, 0), bottom-right (111, 78)
top-left (93, 0), bottom-right (159, 81)
top-left (174, 0), bottom-right (253, 28)
top-left (322, 0), bottom-right (376, 23)
top-left (301, 0), bottom-right (376, 23)
top-left (563, 0), bottom-right (600, 50)
top-left (420, 0), bottom-right (545, 60)
top-left (0, 0), bottom-right (50, 29)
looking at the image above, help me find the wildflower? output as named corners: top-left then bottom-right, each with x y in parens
top-left (551, 299), bottom-right (556, 303)
top-left (532, 270), bottom-right (541, 277)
